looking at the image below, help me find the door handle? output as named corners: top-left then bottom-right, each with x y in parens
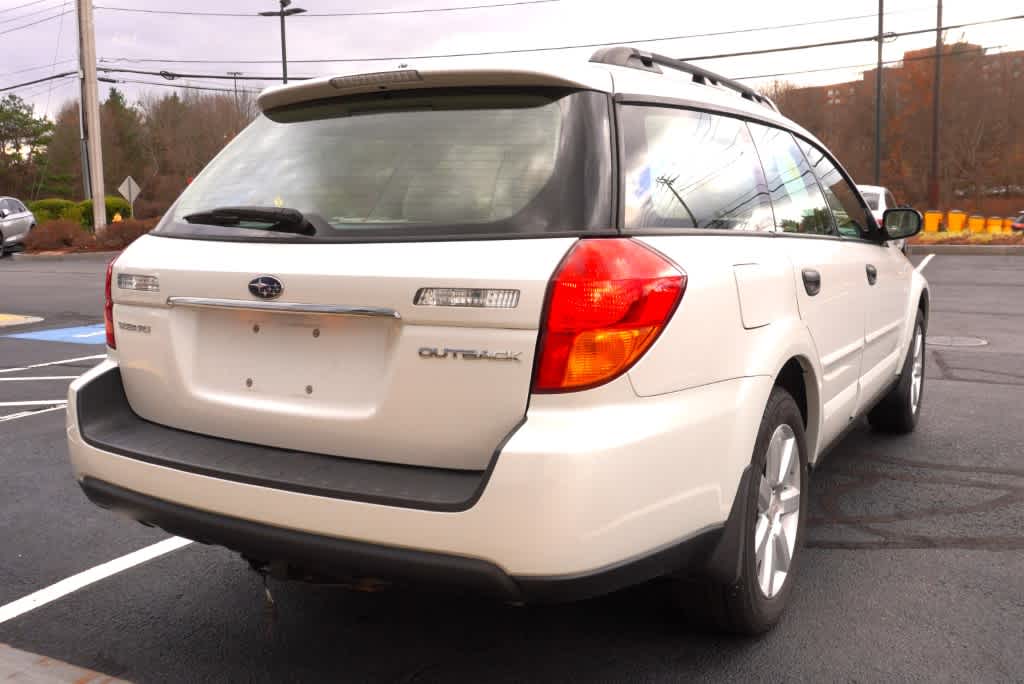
top-left (866, 264), bottom-right (878, 285)
top-left (801, 268), bottom-right (821, 296)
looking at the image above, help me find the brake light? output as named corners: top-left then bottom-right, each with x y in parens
top-left (533, 239), bottom-right (686, 392)
top-left (104, 257), bottom-right (117, 349)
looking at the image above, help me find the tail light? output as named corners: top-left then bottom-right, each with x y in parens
top-left (532, 238), bottom-right (686, 392)
top-left (104, 257), bottom-right (117, 349)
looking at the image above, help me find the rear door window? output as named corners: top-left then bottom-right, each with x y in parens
top-left (749, 123), bottom-right (834, 236)
top-left (619, 105), bottom-right (773, 231)
top-left (156, 89), bottom-right (612, 242)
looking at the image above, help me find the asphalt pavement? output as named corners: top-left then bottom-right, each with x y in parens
top-left (0, 250), bottom-right (1021, 683)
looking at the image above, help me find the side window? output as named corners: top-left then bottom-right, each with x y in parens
top-left (620, 105), bottom-right (774, 231)
top-left (14, 201), bottom-right (26, 213)
top-left (0, 199), bottom-right (12, 214)
top-left (748, 123), bottom-right (833, 236)
top-left (885, 190), bottom-right (896, 210)
top-left (796, 139), bottom-right (873, 239)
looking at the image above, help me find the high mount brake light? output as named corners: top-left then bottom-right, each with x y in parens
top-left (532, 238), bottom-right (686, 392)
top-left (104, 257), bottom-right (117, 349)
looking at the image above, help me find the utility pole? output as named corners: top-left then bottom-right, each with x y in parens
top-left (75, 0), bottom-right (106, 234)
top-left (928, 0), bottom-right (943, 209)
top-left (258, 0), bottom-right (306, 84)
top-left (873, 0), bottom-right (884, 185)
top-left (228, 71), bottom-right (242, 110)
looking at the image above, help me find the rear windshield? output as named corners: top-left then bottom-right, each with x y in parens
top-left (861, 191), bottom-right (880, 210)
top-left (154, 88), bottom-right (612, 242)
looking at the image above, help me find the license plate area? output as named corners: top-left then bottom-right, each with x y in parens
top-left (191, 308), bottom-right (398, 409)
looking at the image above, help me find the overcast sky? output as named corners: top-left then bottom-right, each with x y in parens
top-left (3, 0), bottom-right (1023, 119)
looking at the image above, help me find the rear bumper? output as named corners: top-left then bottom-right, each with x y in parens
top-left (68, 360), bottom-right (771, 593)
top-left (80, 477), bottom-right (728, 603)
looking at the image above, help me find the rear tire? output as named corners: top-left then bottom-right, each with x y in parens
top-left (672, 386), bottom-right (808, 634)
top-left (868, 311), bottom-right (925, 434)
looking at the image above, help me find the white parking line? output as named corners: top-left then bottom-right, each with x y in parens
top-left (0, 405), bottom-right (67, 423)
top-left (0, 400), bottom-right (68, 407)
top-left (916, 254), bottom-right (935, 272)
top-left (0, 376), bottom-right (78, 382)
top-left (0, 537), bottom-right (193, 625)
top-left (0, 354), bottom-right (104, 375)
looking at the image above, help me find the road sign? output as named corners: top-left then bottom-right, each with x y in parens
top-left (117, 176), bottom-right (141, 217)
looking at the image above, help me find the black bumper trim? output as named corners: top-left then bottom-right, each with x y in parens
top-left (80, 478), bottom-right (727, 603)
top-left (76, 366), bottom-right (496, 511)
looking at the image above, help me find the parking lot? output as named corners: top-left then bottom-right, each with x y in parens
top-left (1, 251), bottom-right (1021, 682)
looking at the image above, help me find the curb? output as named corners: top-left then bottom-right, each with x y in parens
top-left (0, 643), bottom-right (128, 683)
top-left (909, 244), bottom-right (1024, 255)
top-left (12, 250), bottom-right (121, 261)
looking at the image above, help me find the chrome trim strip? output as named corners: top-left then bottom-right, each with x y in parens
top-left (166, 297), bottom-right (401, 319)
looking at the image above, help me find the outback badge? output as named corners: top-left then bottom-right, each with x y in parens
top-left (419, 347), bottom-right (522, 362)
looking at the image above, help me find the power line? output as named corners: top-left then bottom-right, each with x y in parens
top-left (0, 57), bottom-right (76, 79)
top-left (93, 8), bottom-right (931, 65)
top-left (0, 0), bottom-right (65, 25)
top-left (736, 44), bottom-right (998, 81)
top-left (97, 67), bottom-right (307, 82)
top-left (0, 0), bottom-right (56, 15)
top-left (111, 77), bottom-right (260, 95)
top-left (97, 10), bottom-right (1022, 66)
top-left (93, 0), bottom-right (558, 18)
top-left (679, 13), bottom-right (1024, 62)
top-left (0, 7), bottom-right (70, 36)
top-left (0, 70), bottom-right (77, 94)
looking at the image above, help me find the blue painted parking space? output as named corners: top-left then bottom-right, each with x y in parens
top-left (5, 324), bottom-right (106, 346)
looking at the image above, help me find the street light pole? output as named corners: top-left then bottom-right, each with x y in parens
top-left (258, 0), bottom-right (306, 84)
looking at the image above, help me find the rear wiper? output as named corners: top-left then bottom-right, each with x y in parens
top-left (183, 206), bottom-right (317, 236)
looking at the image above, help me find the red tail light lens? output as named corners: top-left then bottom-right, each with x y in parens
top-left (104, 257), bottom-right (117, 349)
top-left (533, 238), bottom-right (686, 392)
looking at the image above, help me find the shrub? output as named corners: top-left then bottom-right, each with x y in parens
top-left (78, 196), bottom-right (132, 228)
top-left (24, 220), bottom-right (95, 251)
top-left (28, 198), bottom-right (78, 222)
top-left (95, 218), bottom-right (158, 250)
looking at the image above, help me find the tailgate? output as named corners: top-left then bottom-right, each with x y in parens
top-left (109, 234), bottom-right (575, 470)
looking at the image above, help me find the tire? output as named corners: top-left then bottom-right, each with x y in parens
top-left (673, 386), bottom-right (809, 634)
top-left (868, 310), bottom-right (925, 434)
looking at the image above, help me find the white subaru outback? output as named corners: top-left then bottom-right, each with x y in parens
top-left (67, 48), bottom-right (928, 633)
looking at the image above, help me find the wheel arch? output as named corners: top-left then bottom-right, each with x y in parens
top-left (771, 355), bottom-right (821, 466)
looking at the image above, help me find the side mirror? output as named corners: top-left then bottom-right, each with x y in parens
top-left (0, 209), bottom-right (9, 219)
top-left (882, 208), bottom-right (923, 240)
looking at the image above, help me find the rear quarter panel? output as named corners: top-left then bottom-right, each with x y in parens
top-left (627, 234), bottom-right (824, 457)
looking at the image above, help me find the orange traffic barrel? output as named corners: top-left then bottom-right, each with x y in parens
top-left (947, 209), bottom-right (967, 232)
top-left (987, 216), bottom-right (1003, 234)
top-left (968, 215), bottom-right (986, 233)
top-left (924, 210), bottom-right (942, 232)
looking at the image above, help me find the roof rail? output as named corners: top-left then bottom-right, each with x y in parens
top-left (589, 46), bottom-right (778, 112)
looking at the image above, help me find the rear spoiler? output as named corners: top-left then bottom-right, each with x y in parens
top-left (257, 66), bottom-right (612, 112)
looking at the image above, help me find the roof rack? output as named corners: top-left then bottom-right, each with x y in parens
top-left (589, 46), bottom-right (778, 112)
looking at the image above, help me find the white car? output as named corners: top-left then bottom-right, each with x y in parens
top-left (857, 184), bottom-right (898, 226)
top-left (67, 48), bottom-right (928, 634)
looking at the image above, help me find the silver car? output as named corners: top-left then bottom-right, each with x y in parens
top-left (0, 196), bottom-right (36, 256)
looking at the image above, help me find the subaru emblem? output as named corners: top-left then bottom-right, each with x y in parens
top-left (248, 275), bottom-right (283, 300)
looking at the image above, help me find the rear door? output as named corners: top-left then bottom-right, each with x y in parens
top-left (110, 87), bottom-right (612, 471)
top-left (750, 124), bottom-right (867, 448)
top-left (799, 141), bottom-right (910, 405)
